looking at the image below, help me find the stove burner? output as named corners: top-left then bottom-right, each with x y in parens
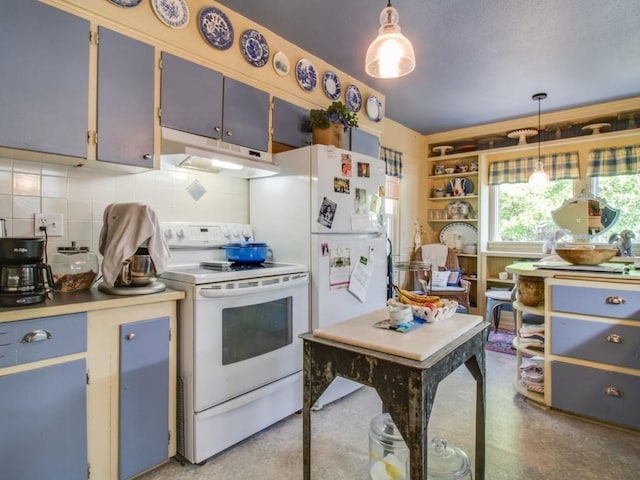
top-left (201, 261), bottom-right (267, 272)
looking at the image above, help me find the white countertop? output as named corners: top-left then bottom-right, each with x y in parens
top-left (312, 308), bottom-right (484, 361)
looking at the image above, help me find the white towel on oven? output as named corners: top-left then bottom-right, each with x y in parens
top-left (99, 202), bottom-right (170, 286)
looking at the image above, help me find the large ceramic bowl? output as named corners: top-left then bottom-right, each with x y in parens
top-left (555, 245), bottom-right (618, 265)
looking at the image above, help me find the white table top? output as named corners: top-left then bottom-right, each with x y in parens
top-left (312, 308), bottom-right (484, 361)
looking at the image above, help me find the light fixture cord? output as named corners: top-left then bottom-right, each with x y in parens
top-left (538, 96), bottom-right (541, 163)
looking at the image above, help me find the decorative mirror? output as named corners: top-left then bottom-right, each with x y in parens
top-left (551, 191), bottom-right (620, 241)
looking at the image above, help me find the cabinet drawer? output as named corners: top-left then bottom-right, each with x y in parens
top-left (551, 361), bottom-right (640, 429)
top-left (5, 313), bottom-right (87, 366)
top-left (551, 285), bottom-right (640, 320)
top-left (0, 324), bottom-right (16, 368)
top-left (551, 316), bottom-right (640, 369)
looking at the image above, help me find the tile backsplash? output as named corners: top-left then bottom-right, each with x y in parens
top-left (0, 156), bottom-right (249, 258)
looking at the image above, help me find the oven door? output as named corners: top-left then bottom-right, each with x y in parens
top-left (192, 272), bottom-right (309, 412)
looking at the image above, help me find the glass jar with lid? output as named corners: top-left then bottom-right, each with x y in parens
top-left (369, 412), bottom-right (471, 480)
top-left (51, 242), bottom-right (99, 292)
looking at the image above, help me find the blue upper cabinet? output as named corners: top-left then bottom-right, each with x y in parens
top-left (0, 0), bottom-right (89, 158)
top-left (160, 53), bottom-right (269, 152)
top-left (350, 128), bottom-right (380, 158)
top-left (160, 52), bottom-right (224, 140)
top-left (97, 27), bottom-right (155, 168)
top-left (273, 97), bottom-right (311, 148)
top-left (222, 77), bottom-right (270, 151)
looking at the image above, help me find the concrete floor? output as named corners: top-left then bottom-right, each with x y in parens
top-left (140, 350), bottom-right (640, 479)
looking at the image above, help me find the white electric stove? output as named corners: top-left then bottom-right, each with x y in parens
top-left (158, 222), bottom-right (309, 464)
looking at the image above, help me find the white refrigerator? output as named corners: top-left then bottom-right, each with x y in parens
top-left (250, 145), bottom-right (387, 406)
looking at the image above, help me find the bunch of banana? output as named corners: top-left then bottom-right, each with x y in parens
top-left (392, 285), bottom-right (443, 307)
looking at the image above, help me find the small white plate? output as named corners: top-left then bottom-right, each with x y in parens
top-left (151, 0), bottom-right (189, 29)
top-left (272, 51), bottom-right (290, 76)
top-left (366, 95), bottom-right (384, 122)
top-left (322, 71), bottom-right (342, 100)
top-left (295, 59), bottom-right (318, 92)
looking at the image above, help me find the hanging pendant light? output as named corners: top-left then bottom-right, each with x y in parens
top-left (528, 92), bottom-right (549, 193)
top-left (365, 1), bottom-right (416, 79)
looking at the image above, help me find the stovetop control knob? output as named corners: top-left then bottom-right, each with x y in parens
top-left (176, 228), bottom-right (185, 239)
top-left (222, 226), bottom-right (231, 239)
top-left (164, 228), bottom-right (173, 239)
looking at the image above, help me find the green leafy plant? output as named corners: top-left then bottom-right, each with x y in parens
top-left (308, 101), bottom-right (359, 131)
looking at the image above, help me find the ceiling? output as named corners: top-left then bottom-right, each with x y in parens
top-left (216, 0), bottom-right (640, 135)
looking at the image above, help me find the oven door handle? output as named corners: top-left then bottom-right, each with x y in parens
top-left (197, 274), bottom-right (308, 298)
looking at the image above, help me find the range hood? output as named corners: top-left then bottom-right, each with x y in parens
top-left (161, 127), bottom-right (279, 178)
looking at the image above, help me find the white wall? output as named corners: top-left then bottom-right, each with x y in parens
top-left (0, 156), bottom-right (248, 258)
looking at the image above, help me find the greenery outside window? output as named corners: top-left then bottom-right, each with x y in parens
top-left (488, 151), bottom-right (579, 244)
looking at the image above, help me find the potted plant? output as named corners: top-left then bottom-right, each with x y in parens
top-left (308, 101), bottom-right (359, 148)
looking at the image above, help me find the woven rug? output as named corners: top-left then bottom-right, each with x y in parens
top-left (485, 328), bottom-right (517, 355)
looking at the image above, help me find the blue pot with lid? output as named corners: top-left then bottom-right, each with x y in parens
top-left (221, 242), bottom-right (269, 264)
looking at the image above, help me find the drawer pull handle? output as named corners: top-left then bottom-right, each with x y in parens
top-left (21, 329), bottom-right (53, 343)
top-left (126, 333), bottom-right (136, 341)
top-left (605, 334), bottom-right (623, 344)
top-left (605, 386), bottom-right (623, 398)
top-left (605, 295), bottom-right (625, 305)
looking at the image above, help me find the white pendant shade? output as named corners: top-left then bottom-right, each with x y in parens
top-left (528, 161), bottom-right (549, 193)
top-left (365, 4), bottom-right (415, 79)
top-left (528, 92), bottom-right (549, 193)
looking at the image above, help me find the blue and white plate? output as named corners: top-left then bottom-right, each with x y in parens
top-left (198, 7), bottom-right (234, 50)
top-left (295, 59), bottom-right (318, 92)
top-left (107, 0), bottom-right (142, 7)
top-left (345, 84), bottom-right (362, 112)
top-left (151, 0), bottom-right (189, 29)
top-left (240, 29), bottom-right (269, 67)
top-left (322, 71), bottom-right (342, 100)
top-left (366, 95), bottom-right (384, 122)
top-left (272, 51), bottom-right (290, 76)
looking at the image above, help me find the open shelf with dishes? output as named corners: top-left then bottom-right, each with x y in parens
top-left (512, 300), bottom-right (546, 405)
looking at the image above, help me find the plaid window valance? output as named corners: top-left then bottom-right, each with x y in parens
top-left (381, 146), bottom-right (403, 178)
top-left (586, 145), bottom-right (640, 177)
top-left (488, 151), bottom-right (580, 185)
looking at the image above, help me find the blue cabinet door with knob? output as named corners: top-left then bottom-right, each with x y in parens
top-left (119, 317), bottom-right (170, 480)
top-left (273, 97), bottom-right (310, 148)
top-left (222, 77), bottom-right (270, 151)
top-left (97, 27), bottom-right (155, 168)
top-left (0, 359), bottom-right (88, 480)
top-left (160, 52), bottom-right (224, 139)
top-left (0, 0), bottom-right (89, 158)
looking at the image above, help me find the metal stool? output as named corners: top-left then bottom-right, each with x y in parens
top-left (485, 288), bottom-right (514, 333)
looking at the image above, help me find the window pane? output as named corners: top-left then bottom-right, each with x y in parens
top-left (496, 180), bottom-right (573, 241)
top-left (593, 174), bottom-right (640, 235)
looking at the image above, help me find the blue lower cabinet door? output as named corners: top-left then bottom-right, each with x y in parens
top-left (0, 359), bottom-right (87, 480)
top-left (119, 317), bottom-right (170, 480)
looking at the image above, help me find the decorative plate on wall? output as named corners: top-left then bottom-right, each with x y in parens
top-left (240, 29), bottom-right (269, 67)
top-left (322, 71), bottom-right (342, 100)
top-left (151, 0), bottom-right (189, 29)
top-left (345, 85), bottom-right (362, 112)
top-left (366, 95), bottom-right (384, 122)
top-left (295, 59), bottom-right (318, 92)
top-left (272, 51), bottom-right (290, 76)
top-left (107, 0), bottom-right (142, 7)
top-left (198, 6), bottom-right (234, 50)
top-left (439, 222), bottom-right (478, 250)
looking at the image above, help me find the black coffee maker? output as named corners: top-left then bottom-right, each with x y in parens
top-left (0, 237), bottom-right (54, 307)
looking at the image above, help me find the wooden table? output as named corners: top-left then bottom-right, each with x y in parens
top-left (301, 309), bottom-right (488, 479)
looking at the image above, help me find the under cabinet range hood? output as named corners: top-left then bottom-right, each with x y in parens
top-left (160, 127), bottom-right (279, 178)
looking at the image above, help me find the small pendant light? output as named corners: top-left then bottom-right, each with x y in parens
top-left (528, 92), bottom-right (549, 193)
top-left (365, 1), bottom-right (416, 79)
